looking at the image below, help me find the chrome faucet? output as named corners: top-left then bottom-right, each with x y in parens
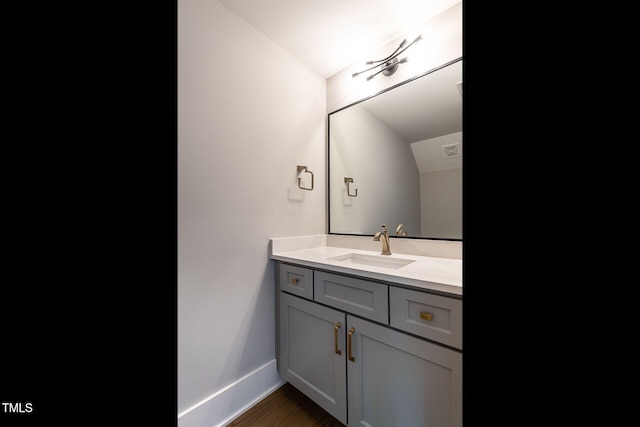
top-left (373, 225), bottom-right (391, 255)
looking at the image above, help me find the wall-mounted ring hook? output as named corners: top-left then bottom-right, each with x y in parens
top-left (344, 177), bottom-right (357, 197)
top-left (297, 165), bottom-right (314, 191)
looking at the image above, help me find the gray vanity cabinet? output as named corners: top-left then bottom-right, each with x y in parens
top-left (276, 261), bottom-right (462, 427)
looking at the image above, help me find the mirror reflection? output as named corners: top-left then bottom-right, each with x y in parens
top-left (328, 58), bottom-right (462, 239)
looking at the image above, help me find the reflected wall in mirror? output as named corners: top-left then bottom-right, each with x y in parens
top-left (328, 58), bottom-right (462, 240)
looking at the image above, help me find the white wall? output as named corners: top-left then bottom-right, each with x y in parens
top-left (178, 0), bottom-right (326, 421)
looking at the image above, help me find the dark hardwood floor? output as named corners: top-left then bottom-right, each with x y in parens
top-left (226, 382), bottom-right (345, 426)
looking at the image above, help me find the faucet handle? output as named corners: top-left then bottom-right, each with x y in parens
top-left (381, 224), bottom-right (388, 232)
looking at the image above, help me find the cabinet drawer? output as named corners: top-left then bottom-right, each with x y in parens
top-left (279, 263), bottom-right (314, 300)
top-left (389, 287), bottom-right (462, 349)
top-left (314, 271), bottom-right (388, 324)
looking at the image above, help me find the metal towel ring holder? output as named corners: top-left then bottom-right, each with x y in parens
top-left (297, 165), bottom-right (314, 191)
top-left (344, 177), bottom-right (357, 197)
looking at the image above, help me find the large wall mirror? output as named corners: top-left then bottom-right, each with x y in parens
top-left (328, 57), bottom-right (462, 240)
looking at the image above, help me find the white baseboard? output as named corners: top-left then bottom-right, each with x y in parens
top-left (178, 359), bottom-right (285, 427)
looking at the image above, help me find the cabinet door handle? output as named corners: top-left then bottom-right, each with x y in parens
top-left (420, 312), bottom-right (433, 321)
top-left (334, 322), bottom-right (342, 355)
top-left (348, 327), bottom-right (355, 362)
top-left (290, 277), bottom-right (299, 284)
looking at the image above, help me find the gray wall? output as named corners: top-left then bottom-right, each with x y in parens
top-left (420, 168), bottom-right (462, 238)
top-left (178, 0), bottom-right (326, 413)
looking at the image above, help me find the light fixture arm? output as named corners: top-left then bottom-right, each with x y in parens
top-left (366, 57), bottom-right (408, 81)
top-left (352, 62), bottom-right (385, 78)
top-left (366, 39), bottom-right (407, 65)
top-left (352, 34), bottom-right (422, 80)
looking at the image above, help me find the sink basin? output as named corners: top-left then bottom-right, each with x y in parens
top-left (327, 253), bottom-right (415, 270)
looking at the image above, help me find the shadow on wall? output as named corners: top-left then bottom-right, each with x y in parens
top-left (215, 250), bottom-right (279, 420)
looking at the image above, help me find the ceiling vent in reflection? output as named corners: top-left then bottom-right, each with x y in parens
top-left (442, 143), bottom-right (461, 158)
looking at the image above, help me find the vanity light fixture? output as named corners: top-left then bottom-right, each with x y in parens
top-left (352, 34), bottom-right (422, 81)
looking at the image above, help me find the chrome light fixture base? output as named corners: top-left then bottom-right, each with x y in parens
top-left (381, 57), bottom-right (399, 76)
top-left (352, 34), bottom-right (422, 81)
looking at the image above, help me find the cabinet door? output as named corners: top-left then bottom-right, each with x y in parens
top-left (279, 292), bottom-right (347, 424)
top-left (346, 315), bottom-right (462, 427)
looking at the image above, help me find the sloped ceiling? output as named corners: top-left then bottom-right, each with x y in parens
top-left (218, 0), bottom-right (461, 78)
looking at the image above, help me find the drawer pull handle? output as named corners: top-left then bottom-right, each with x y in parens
top-left (348, 327), bottom-right (355, 362)
top-left (334, 322), bottom-right (342, 355)
top-left (290, 277), bottom-right (299, 284)
top-left (420, 312), bottom-right (433, 321)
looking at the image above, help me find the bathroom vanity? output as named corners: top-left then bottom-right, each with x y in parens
top-left (271, 235), bottom-right (462, 427)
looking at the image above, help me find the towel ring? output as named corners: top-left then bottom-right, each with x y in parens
top-left (297, 165), bottom-right (314, 191)
top-left (344, 177), bottom-right (357, 197)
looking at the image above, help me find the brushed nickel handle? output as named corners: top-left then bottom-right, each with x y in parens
top-left (420, 312), bottom-right (433, 321)
top-left (348, 327), bottom-right (355, 362)
top-left (334, 322), bottom-right (342, 355)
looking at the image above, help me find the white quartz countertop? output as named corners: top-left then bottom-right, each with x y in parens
top-left (270, 237), bottom-right (462, 296)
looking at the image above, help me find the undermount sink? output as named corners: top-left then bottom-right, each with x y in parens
top-left (327, 253), bottom-right (415, 270)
